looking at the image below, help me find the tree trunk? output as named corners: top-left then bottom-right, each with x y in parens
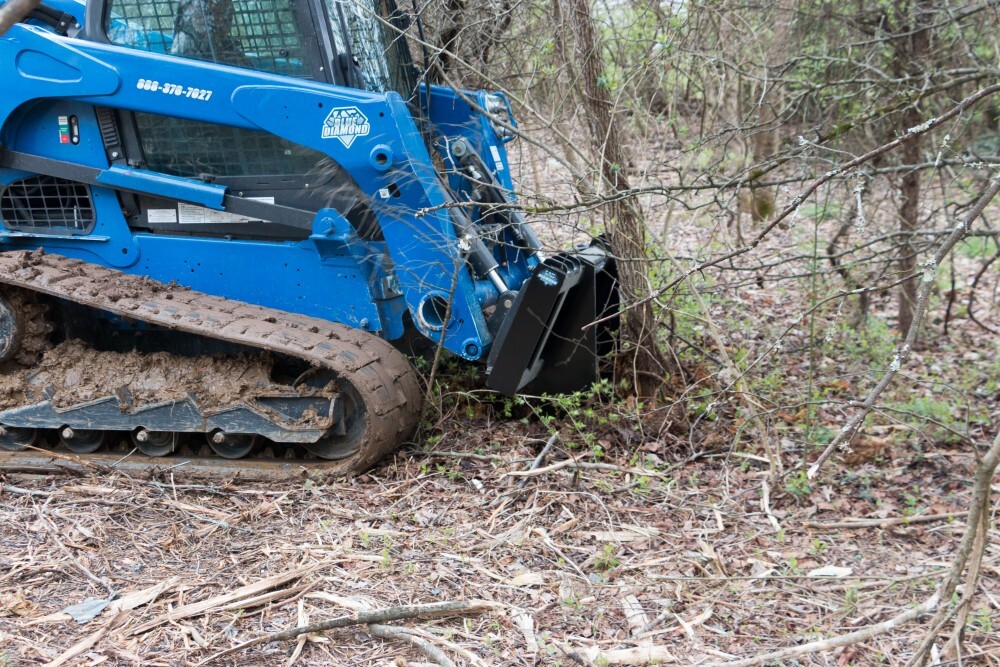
top-left (567, 0), bottom-right (667, 397)
top-left (750, 1), bottom-right (794, 223)
top-left (894, 1), bottom-right (931, 334)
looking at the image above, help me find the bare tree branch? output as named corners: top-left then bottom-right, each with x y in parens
top-left (807, 175), bottom-right (1000, 479)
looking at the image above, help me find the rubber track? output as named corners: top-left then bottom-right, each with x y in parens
top-left (0, 250), bottom-right (423, 475)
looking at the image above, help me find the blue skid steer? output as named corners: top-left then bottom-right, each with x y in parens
top-left (0, 0), bottom-right (617, 472)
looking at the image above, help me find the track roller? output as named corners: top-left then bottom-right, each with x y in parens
top-left (59, 427), bottom-right (107, 454)
top-left (132, 429), bottom-right (179, 457)
top-left (0, 426), bottom-right (36, 451)
top-left (207, 431), bottom-right (257, 459)
top-left (0, 292), bottom-right (24, 363)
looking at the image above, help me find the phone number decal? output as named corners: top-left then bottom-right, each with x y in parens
top-left (136, 78), bottom-right (214, 101)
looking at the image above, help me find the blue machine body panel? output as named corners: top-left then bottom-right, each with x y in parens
top-left (0, 15), bottom-right (533, 359)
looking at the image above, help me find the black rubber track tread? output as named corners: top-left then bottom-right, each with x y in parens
top-left (0, 250), bottom-right (423, 475)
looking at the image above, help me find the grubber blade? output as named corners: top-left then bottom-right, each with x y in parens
top-left (486, 238), bottom-right (619, 396)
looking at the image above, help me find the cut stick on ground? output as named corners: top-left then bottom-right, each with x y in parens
top-left (708, 593), bottom-right (939, 667)
top-left (504, 459), bottom-right (671, 480)
top-left (573, 644), bottom-right (676, 665)
top-left (197, 599), bottom-right (494, 666)
top-left (369, 624), bottom-right (457, 667)
top-left (803, 511), bottom-right (969, 529)
top-left (517, 432), bottom-right (559, 491)
top-left (0, 484), bottom-right (51, 497)
top-left (129, 564), bottom-right (316, 635)
top-left (42, 613), bottom-right (124, 667)
top-left (494, 432), bottom-right (560, 507)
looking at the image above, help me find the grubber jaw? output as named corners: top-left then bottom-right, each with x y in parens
top-left (485, 238), bottom-right (620, 396)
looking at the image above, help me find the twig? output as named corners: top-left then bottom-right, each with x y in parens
top-left (533, 527), bottom-right (588, 582)
top-left (493, 432), bottom-right (560, 507)
top-left (0, 0), bottom-right (39, 37)
top-left (369, 624), bottom-right (457, 667)
top-left (197, 599), bottom-right (492, 665)
top-left (808, 175), bottom-right (1000, 479)
top-left (708, 593), bottom-right (939, 667)
top-left (517, 432), bottom-right (559, 491)
top-left (0, 483), bottom-right (51, 497)
top-left (635, 607), bottom-right (673, 636)
top-left (504, 459), bottom-right (671, 480)
top-left (24, 444), bottom-right (107, 473)
top-left (803, 511), bottom-right (968, 529)
top-left (760, 480), bottom-right (781, 532)
top-left (406, 450), bottom-right (506, 462)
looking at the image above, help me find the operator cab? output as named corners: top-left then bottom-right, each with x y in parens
top-left (86, 0), bottom-right (419, 240)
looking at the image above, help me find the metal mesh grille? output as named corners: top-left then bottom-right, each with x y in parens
top-left (134, 113), bottom-right (325, 177)
top-left (0, 176), bottom-right (95, 233)
top-left (106, 0), bottom-right (316, 79)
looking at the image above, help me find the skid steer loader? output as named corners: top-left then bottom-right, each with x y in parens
top-left (0, 0), bottom-right (617, 472)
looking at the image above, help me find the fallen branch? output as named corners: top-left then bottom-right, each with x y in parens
top-left (504, 459), bottom-right (671, 480)
top-left (709, 593), bottom-right (939, 667)
top-left (518, 431), bottom-right (559, 491)
top-left (197, 599), bottom-right (493, 666)
top-left (130, 565), bottom-right (316, 635)
top-left (803, 511), bottom-right (968, 529)
top-left (0, 483), bottom-right (51, 497)
top-left (369, 624), bottom-right (456, 667)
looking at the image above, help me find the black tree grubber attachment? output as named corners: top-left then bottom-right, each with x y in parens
top-left (486, 238), bottom-right (619, 396)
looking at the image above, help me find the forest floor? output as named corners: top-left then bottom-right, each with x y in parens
top-left (1, 413), bottom-right (998, 666)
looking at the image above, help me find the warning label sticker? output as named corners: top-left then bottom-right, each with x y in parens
top-left (321, 107), bottom-right (370, 148)
top-left (166, 198), bottom-right (275, 225)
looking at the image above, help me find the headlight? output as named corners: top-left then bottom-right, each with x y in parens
top-left (485, 94), bottom-right (514, 141)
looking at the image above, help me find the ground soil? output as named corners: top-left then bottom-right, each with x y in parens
top-left (0, 433), bottom-right (996, 666)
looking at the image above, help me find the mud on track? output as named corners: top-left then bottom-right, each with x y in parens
top-left (0, 340), bottom-right (280, 411)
